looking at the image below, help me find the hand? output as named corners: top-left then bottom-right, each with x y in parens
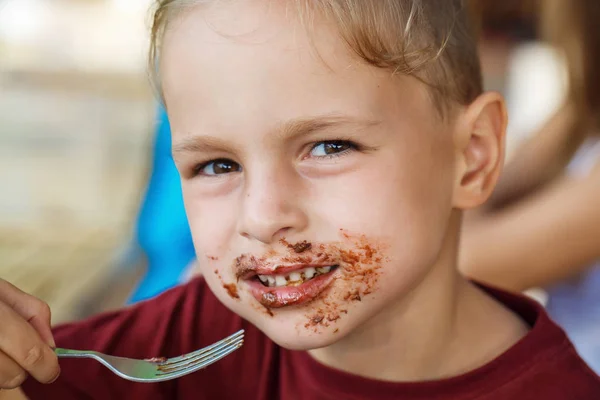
top-left (0, 279), bottom-right (60, 390)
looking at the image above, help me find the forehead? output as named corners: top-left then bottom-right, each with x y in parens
top-left (160, 1), bottom-right (435, 138)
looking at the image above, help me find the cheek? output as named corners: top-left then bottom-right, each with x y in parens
top-left (182, 186), bottom-right (240, 255)
top-left (311, 154), bottom-right (452, 231)
top-left (310, 150), bottom-right (453, 268)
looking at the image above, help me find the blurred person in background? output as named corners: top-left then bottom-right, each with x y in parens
top-left (461, 0), bottom-right (600, 373)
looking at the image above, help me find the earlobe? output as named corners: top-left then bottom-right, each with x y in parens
top-left (452, 92), bottom-right (507, 209)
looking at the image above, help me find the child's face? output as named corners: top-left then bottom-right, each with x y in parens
top-left (162, 2), bottom-right (459, 350)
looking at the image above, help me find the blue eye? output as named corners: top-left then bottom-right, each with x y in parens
top-left (197, 159), bottom-right (241, 176)
top-left (310, 141), bottom-right (354, 157)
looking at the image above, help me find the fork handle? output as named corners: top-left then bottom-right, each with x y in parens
top-left (54, 348), bottom-right (96, 359)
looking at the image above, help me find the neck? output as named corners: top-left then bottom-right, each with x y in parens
top-left (308, 214), bottom-right (528, 382)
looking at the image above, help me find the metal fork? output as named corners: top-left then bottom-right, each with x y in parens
top-left (53, 329), bottom-right (244, 383)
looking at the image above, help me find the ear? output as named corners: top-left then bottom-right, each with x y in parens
top-left (452, 92), bottom-right (507, 209)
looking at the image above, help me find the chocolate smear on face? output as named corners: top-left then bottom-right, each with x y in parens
top-left (343, 290), bottom-right (361, 302)
top-left (302, 231), bottom-right (386, 333)
top-left (214, 269), bottom-right (240, 300)
top-left (223, 283), bottom-right (239, 299)
top-left (305, 313), bottom-right (325, 328)
top-left (291, 240), bottom-right (312, 253)
top-left (233, 231), bottom-right (386, 330)
top-left (234, 254), bottom-right (262, 280)
top-left (280, 238), bottom-right (312, 253)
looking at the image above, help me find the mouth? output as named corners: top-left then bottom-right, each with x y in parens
top-left (244, 264), bottom-right (339, 309)
top-left (256, 265), bottom-right (337, 288)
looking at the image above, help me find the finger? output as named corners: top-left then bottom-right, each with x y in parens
top-left (0, 350), bottom-right (27, 390)
top-left (0, 302), bottom-right (60, 384)
top-left (0, 280), bottom-right (55, 348)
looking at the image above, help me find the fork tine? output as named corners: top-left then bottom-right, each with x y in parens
top-left (156, 339), bottom-right (244, 378)
top-left (157, 334), bottom-right (244, 374)
top-left (159, 329), bottom-right (244, 367)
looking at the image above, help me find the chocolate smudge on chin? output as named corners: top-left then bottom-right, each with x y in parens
top-left (343, 290), bottom-right (361, 302)
top-left (223, 283), bottom-right (239, 299)
top-left (250, 300), bottom-right (275, 317)
top-left (214, 269), bottom-right (240, 301)
top-left (263, 306), bottom-right (274, 317)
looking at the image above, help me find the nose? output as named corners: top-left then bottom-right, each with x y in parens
top-left (237, 166), bottom-right (308, 245)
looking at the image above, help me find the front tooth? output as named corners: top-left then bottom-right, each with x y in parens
top-left (258, 275), bottom-right (268, 283)
top-left (267, 276), bottom-right (276, 287)
top-left (304, 267), bottom-right (316, 279)
top-left (316, 266), bottom-right (331, 274)
top-left (288, 272), bottom-right (302, 282)
top-left (275, 275), bottom-right (287, 287)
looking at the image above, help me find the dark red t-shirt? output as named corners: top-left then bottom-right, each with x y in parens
top-left (22, 277), bottom-right (600, 399)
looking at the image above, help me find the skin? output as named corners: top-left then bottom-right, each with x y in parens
top-left (0, 281), bottom-right (59, 400)
top-left (0, 1), bottom-right (529, 397)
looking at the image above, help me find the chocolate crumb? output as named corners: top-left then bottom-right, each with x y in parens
top-left (344, 291), bottom-right (361, 302)
top-left (263, 304), bottom-right (274, 317)
top-left (234, 254), bottom-right (262, 280)
top-left (333, 329), bottom-right (339, 334)
top-left (280, 238), bottom-right (312, 253)
top-left (292, 241), bottom-right (312, 253)
top-left (223, 283), bottom-right (239, 299)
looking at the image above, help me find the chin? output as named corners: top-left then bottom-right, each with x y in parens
top-left (259, 324), bottom-right (347, 351)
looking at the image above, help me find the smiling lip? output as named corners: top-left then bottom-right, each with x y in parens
top-left (244, 266), bottom-right (338, 308)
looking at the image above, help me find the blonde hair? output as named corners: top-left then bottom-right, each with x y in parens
top-left (149, 0), bottom-right (482, 116)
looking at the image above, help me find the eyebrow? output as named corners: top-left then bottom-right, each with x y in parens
top-left (172, 114), bottom-right (381, 155)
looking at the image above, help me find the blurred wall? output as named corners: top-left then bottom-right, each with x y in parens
top-left (0, 0), bottom-right (157, 324)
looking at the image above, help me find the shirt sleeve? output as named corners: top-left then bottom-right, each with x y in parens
top-left (20, 281), bottom-right (199, 400)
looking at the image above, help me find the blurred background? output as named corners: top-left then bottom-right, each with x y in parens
top-left (1, 1), bottom-right (597, 370)
top-left (0, 0), bottom-right (157, 323)
top-left (0, 0), bottom-right (567, 322)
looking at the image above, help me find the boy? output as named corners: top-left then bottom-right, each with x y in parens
top-left (2, 0), bottom-right (599, 398)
